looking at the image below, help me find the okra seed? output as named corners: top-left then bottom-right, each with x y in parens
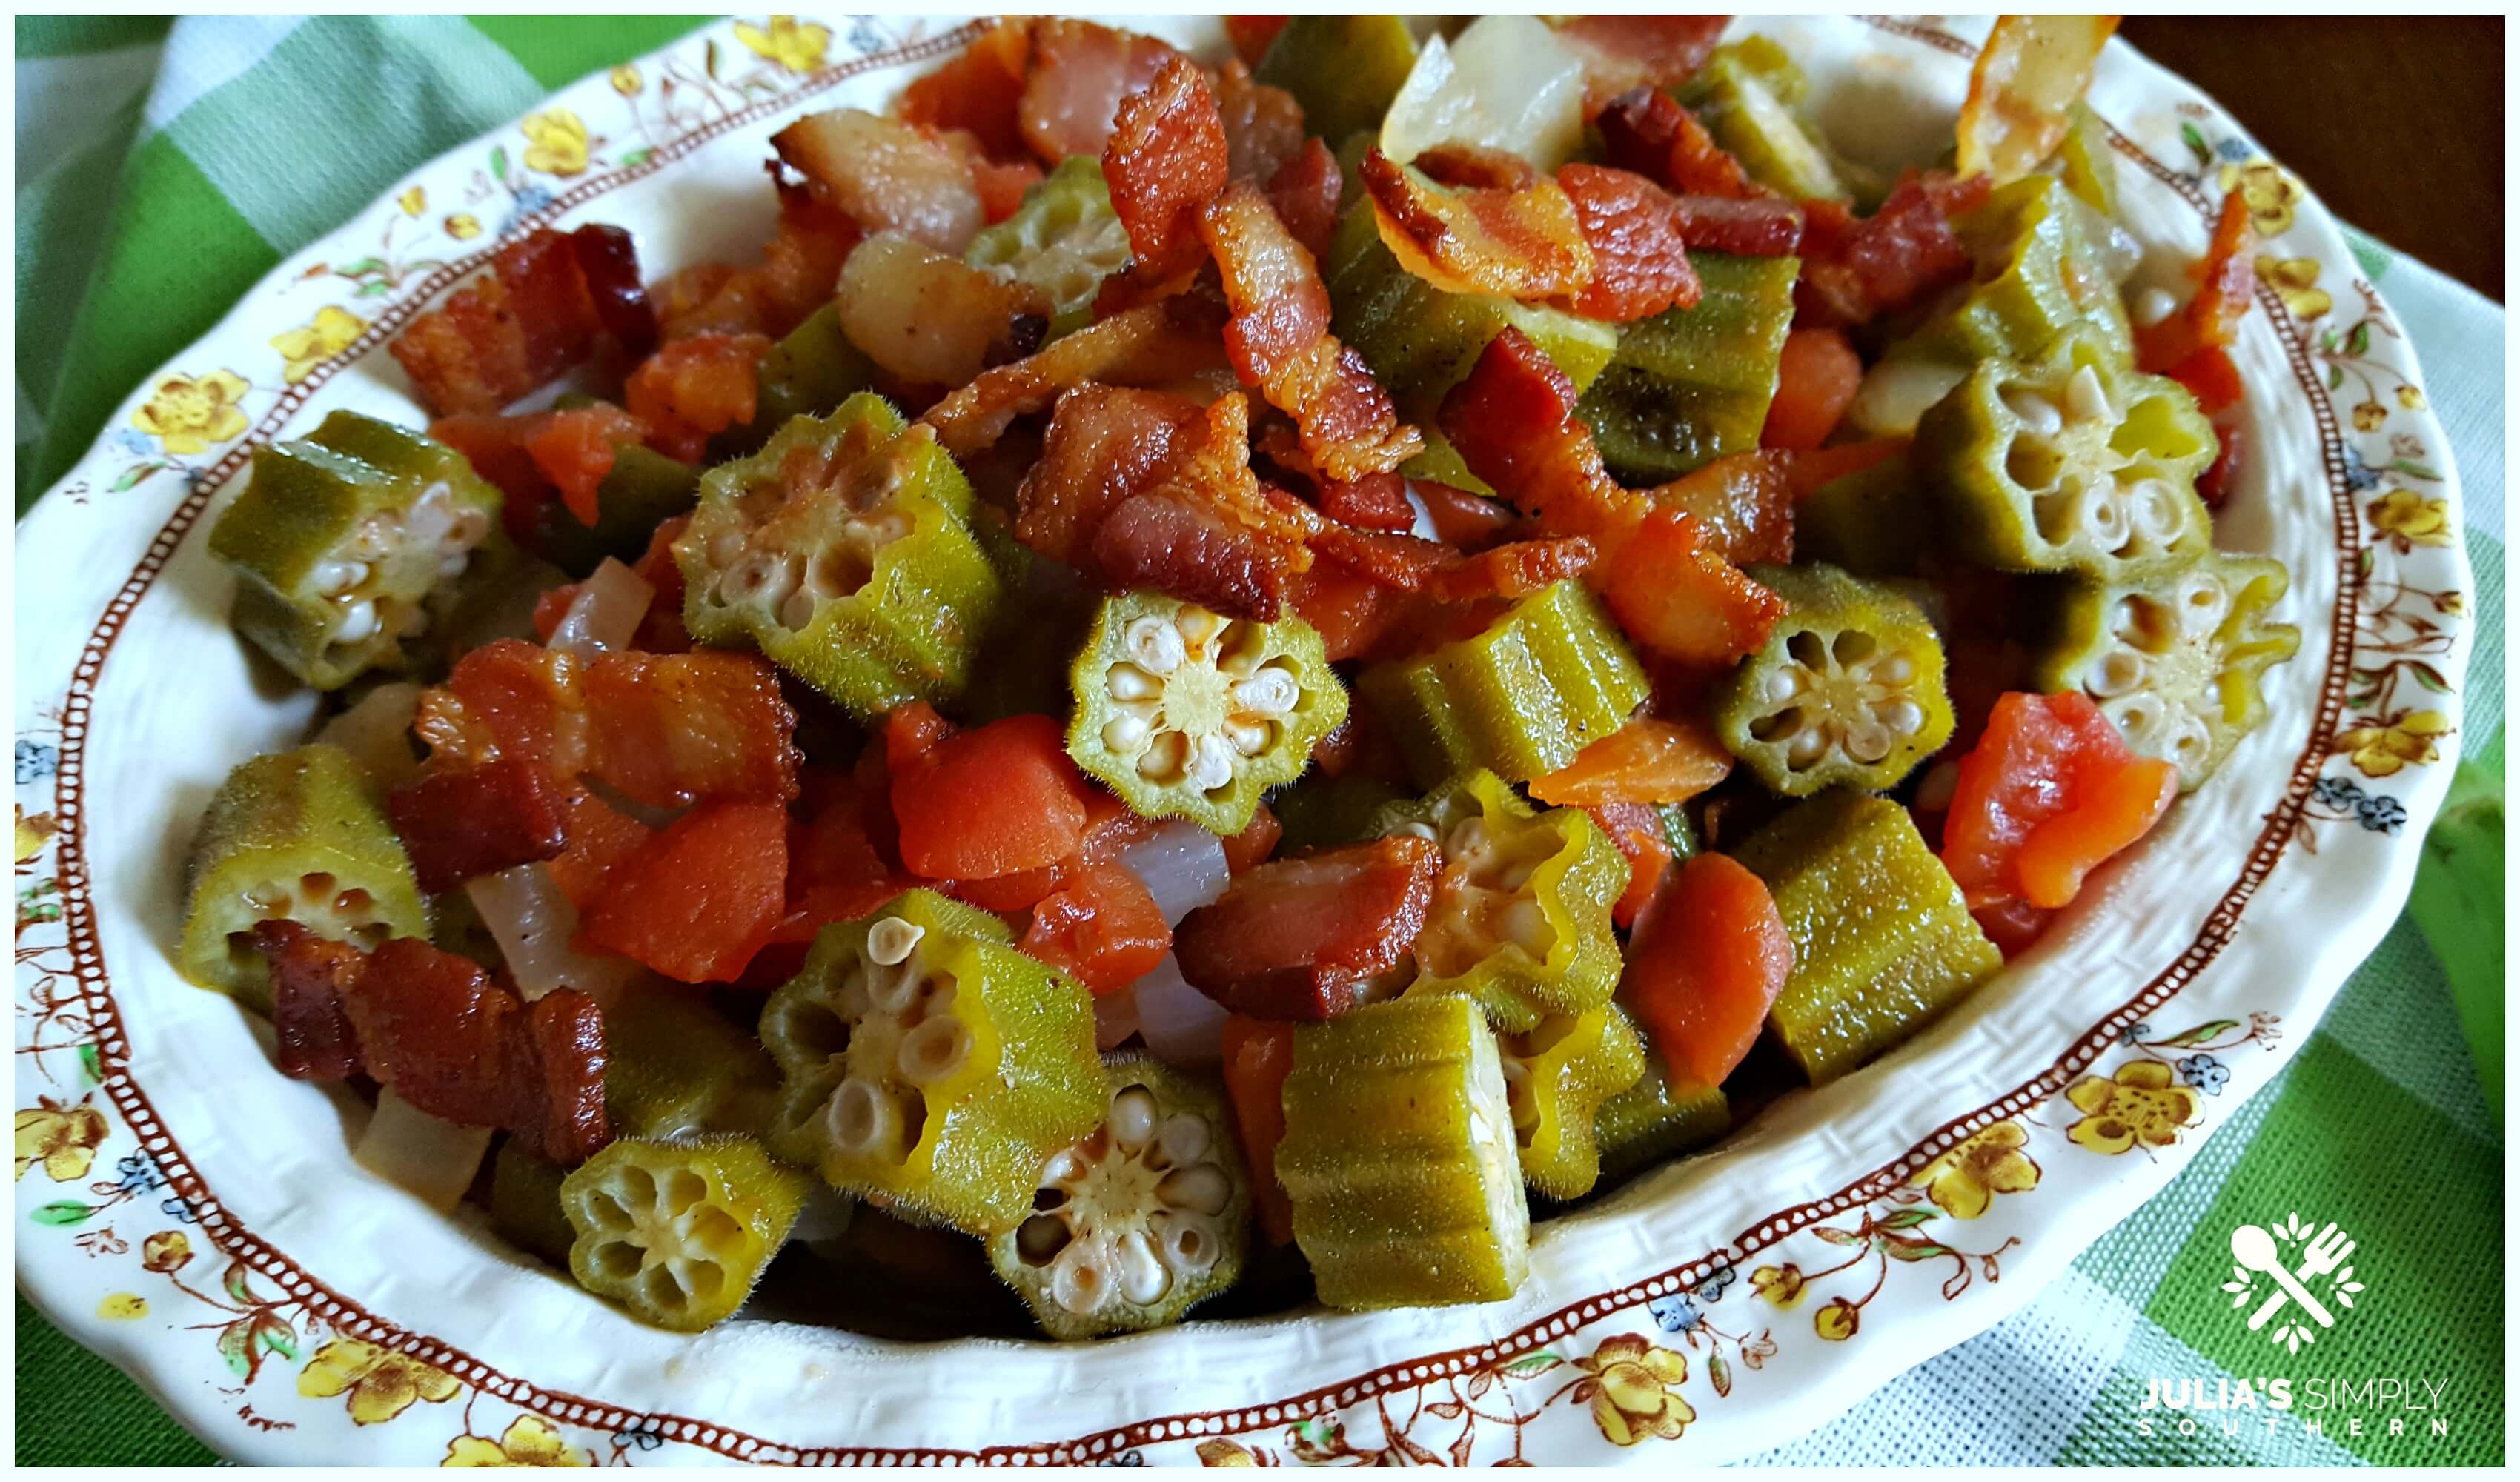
top-left (2092, 649), bottom-right (2148, 697)
top-left (2179, 576), bottom-right (2231, 634)
top-left (1872, 654), bottom-right (1914, 686)
top-left (1051, 1245), bottom-right (1107, 1315)
top-left (1161, 1215), bottom-right (1217, 1275)
top-left (1110, 1087), bottom-right (1159, 1152)
top-left (2066, 364), bottom-right (2114, 424)
top-left (1230, 668), bottom-right (1299, 714)
top-left (2001, 389), bottom-right (2065, 437)
top-left (866, 917), bottom-right (924, 966)
top-left (1761, 666), bottom-right (1804, 705)
top-left (707, 529), bottom-right (747, 567)
top-left (829, 1077), bottom-right (902, 1158)
top-left (1117, 1231), bottom-right (1170, 1303)
top-left (2132, 287), bottom-right (2181, 327)
top-left (311, 559), bottom-right (368, 596)
top-left (1874, 698), bottom-right (1926, 737)
top-left (1156, 1113), bottom-right (1210, 1167)
top-left (2128, 479), bottom-right (2184, 542)
top-left (1502, 897), bottom-right (1554, 958)
top-left (1138, 729), bottom-right (1188, 781)
top-left (1785, 725), bottom-right (1829, 767)
top-left (1187, 733), bottom-right (1236, 792)
top-left (1126, 617), bottom-right (1187, 675)
top-left (335, 600), bottom-right (380, 643)
top-left (865, 960), bottom-right (920, 1015)
top-left (1101, 714), bottom-right (1151, 754)
top-left (1222, 719), bottom-right (1269, 757)
top-left (1105, 662), bottom-right (1161, 702)
top-left (1844, 720), bottom-right (1894, 764)
top-left (1176, 606), bottom-right (1226, 650)
top-left (1156, 1163), bottom-right (1230, 1216)
top-left (896, 1017), bottom-right (971, 1085)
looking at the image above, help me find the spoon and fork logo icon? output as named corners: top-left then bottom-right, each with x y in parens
top-left (2224, 1215), bottom-right (2363, 1351)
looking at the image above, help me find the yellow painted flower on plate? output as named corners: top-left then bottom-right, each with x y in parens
top-left (97, 1292), bottom-right (149, 1320)
top-left (1750, 1262), bottom-right (1806, 1308)
top-left (1912, 1120), bottom-right (2040, 1219)
top-left (735, 16), bottom-right (832, 74)
top-left (2351, 400), bottom-right (2387, 433)
top-left (271, 305), bottom-right (368, 385)
top-left (2254, 255), bottom-right (2329, 319)
top-left (399, 186), bottom-right (427, 218)
top-left (446, 213), bottom-right (483, 242)
top-left (611, 64), bottom-right (643, 96)
top-left (2063, 1059), bottom-right (2201, 1155)
top-left (2367, 488), bottom-right (2454, 552)
top-left (442, 1415), bottom-right (592, 1467)
top-left (2216, 159), bottom-right (2304, 237)
top-left (1814, 1296), bottom-right (1860, 1342)
top-left (142, 1230), bottom-right (193, 1273)
top-left (2397, 383), bottom-right (2427, 411)
top-left (16, 1099), bottom-right (106, 1181)
top-left (521, 109), bottom-right (590, 177)
top-left (298, 1339), bottom-right (462, 1425)
top-left (1195, 1439), bottom-right (1259, 1466)
top-left (132, 370), bottom-right (251, 455)
top-left (16, 805), bottom-right (58, 863)
top-left (2335, 709), bottom-right (2450, 779)
top-left (1573, 1333), bottom-right (1694, 1446)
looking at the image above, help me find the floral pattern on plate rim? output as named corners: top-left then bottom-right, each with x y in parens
top-left (13, 13), bottom-right (2472, 1467)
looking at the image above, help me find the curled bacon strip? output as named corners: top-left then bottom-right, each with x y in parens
top-left (1101, 56), bottom-right (1231, 299)
top-left (1555, 16), bottom-right (1728, 116)
top-left (624, 332), bottom-right (773, 462)
top-left (1018, 18), bottom-right (1183, 163)
top-left (1016, 384), bottom-right (1208, 565)
top-left (774, 108), bottom-right (986, 253)
top-left (1596, 86), bottom-right (1768, 200)
top-left (1672, 195), bottom-right (1805, 256)
top-left (1797, 172), bottom-right (1991, 327)
top-left (649, 172), bottom-right (858, 343)
top-left (1651, 450), bottom-right (1795, 566)
top-left (1359, 147), bottom-right (1595, 302)
top-left (897, 17), bottom-right (1034, 159)
top-left (387, 758), bottom-right (571, 896)
top-left (918, 295), bottom-right (1231, 459)
top-left (1215, 58), bottom-right (1307, 186)
top-left (1265, 138), bottom-right (1344, 261)
top-left (1174, 837), bottom-right (1440, 1021)
top-left (1089, 394), bottom-right (1317, 621)
top-left (1556, 163), bottom-right (1702, 322)
top-left (1423, 535), bottom-right (1599, 603)
top-left (253, 921), bottom-right (609, 1165)
top-left (414, 639), bottom-right (800, 810)
top-left (391, 227), bottom-right (626, 417)
top-left (1199, 180), bottom-right (1421, 482)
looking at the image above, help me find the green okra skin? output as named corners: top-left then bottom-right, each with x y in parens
top-left (1372, 769), bottom-right (1628, 1034)
top-left (1593, 1017), bottom-right (1731, 1186)
top-left (1360, 579), bottom-right (1651, 789)
top-left (1891, 173), bottom-right (2133, 370)
top-left (1794, 446), bottom-right (1934, 578)
top-left (211, 411), bottom-right (508, 690)
top-left (712, 302), bottom-right (882, 461)
top-left (2052, 103), bottom-right (2118, 218)
top-left (2033, 551), bottom-right (2301, 791)
top-left (1255, 16), bottom-right (1419, 152)
top-left (1914, 329), bottom-right (2218, 580)
top-left (964, 156), bottom-right (1134, 340)
top-left (538, 443), bottom-right (701, 577)
top-left (1267, 771), bottom-right (1412, 854)
top-left (178, 743), bottom-right (430, 1015)
top-left (1402, 425), bottom-right (1502, 499)
top-left (1278, 994), bottom-right (1531, 1310)
top-left (677, 392), bottom-right (1007, 720)
top-left (1655, 802), bottom-right (1700, 864)
top-left (1673, 39), bottom-right (1847, 203)
top-left (1713, 562), bottom-right (1957, 798)
top-left (1325, 202), bottom-right (1621, 408)
top-left (987, 1054), bottom-right (1251, 1339)
top-left (1067, 591), bottom-right (1348, 835)
top-left (1499, 1002), bottom-right (1646, 1200)
top-left (606, 989), bottom-right (782, 1142)
top-left (1574, 252), bottom-right (1801, 485)
top-left (560, 1134), bottom-right (809, 1332)
top-left (490, 1140), bottom-right (582, 1267)
top-left (757, 889), bottom-right (1106, 1235)
top-left (1732, 789), bottom-right (2001, 1086)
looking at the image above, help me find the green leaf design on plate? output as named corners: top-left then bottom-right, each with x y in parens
top-left (490, 145), bottom-right (509, 184)
top-left (1875, 1208), bottom-right (1936, 1230)
top-left (2153, 1020), bottom-right (2240, 1048)
top-left (110, 463), bottom-right (165, 493)
top-left (223, 1259), bottom-right (256, 1306)
top-left (336, 256), bottom-right (385, 277)
top-left (1810, 1224), bottom-right (1866, 1246)
top-left (216, 1317), bottom-right (256, 1378)
top-left (2347, 322), bottom-right (2372, 356)
top-left (1499, 1350), bottom-right (1563, 1378)
top-left (620, 147), bottom-right (653, 170)
top-left (77, 1043), bottom-right (102, 1086)
top-left (1885, 1240), bottom-right (1956, 1263)
top-left (1710, 1352), bottom-right (1732, 1397)
top-left (2388, 459), bottom-right (2444, 481)
top-left (2411, 662), bottom-right (2453, 694)
top-left (2179, 122), bottom-right (2212, 171)
top-left (30, 1200), bottom-right (96, 1226)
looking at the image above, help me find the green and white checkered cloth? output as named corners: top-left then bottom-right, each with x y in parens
top-left (13, 16), bottom-right (2504, 1467)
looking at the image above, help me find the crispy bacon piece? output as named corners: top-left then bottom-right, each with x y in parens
top-left (1596, 86), bottom-right (1768, 201)
top-left (569, 225), bottom-right (659, 359)
top-left (898, 18), bottom-right (1034, 159)
top-left (1424, 535), bottom-right (1598, 603)
top-left (919, 296), bottom-right (1232, 459)
top-left (1599, 508), bottom-right (1785, 667)
top-left (1224, 15), bottom-right (1289, 68)
top-left (1200, 180), bottom-right (1421, 482)
top-left (1174, 837), bottom-right (1441, 1020)
top-left (251, 923), bottom-right (610, 1164)
top-left (1216, 61), bottom-right (1306, 187)
top-left (1265, 139), bottom-right (1344, 261)
top-left (623, 333), bottom-right (772, 462)
top-left (415, 639), bottom-right (800, 809)
top-left (1555, 16), bottom-right (1728, 115)
top-left (1650, 451), bottom-right (1795, 565)
top-left (2137, 188), bottom-right (2255, 413)
top-left (1018, 385), bottom-right (1208, 565)
top-left (1103, 56), bottom-right (1232, 296)
top-left (1359, 147), bottom-right (1595, 302)
top-left (387, 758), bottom-right (571, 896)
top-left (1018, 18), bottom-right (1183, 163)
top-left (433, 402), bottom-right (651, 548)
top-left (1798, 173), bottom-right (1988, 326)
top-left (1556, 163), bottom-right (1702, 322)
top-left (1673, 195), bottom-right (1804, 256)
top-left (1439, 327), bottom-right (1651, 550)
top-left (651, 172), bottom-right (858, 342)
top-left (393, 227), bottom-right (633, 416)
top-left (774, 109), bottom-right (987, 253)
top-left (1087, 394), bottom-right (1316, 621)
top-left (1313, 468), bottom-right (1417, 532)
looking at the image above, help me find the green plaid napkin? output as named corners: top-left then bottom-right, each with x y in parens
top-left (13, 16), bottom-right (2504, 1467)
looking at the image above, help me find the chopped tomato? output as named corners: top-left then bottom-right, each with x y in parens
top-left (1585, 800), bottom-right (1673, 929)
top-left (580, 800), bottom-right (788, 983)
top-left (1783, 436), bottom-right (1907, 501)
top-left (625, 333), bottom-right (772, 462)
top-left (1531, 716), bottom-right (1733, 808)
top-left (1224, 16), bottom-right (1289, 67)
top-left (1221, 803), bottom-right (1282, 874)
top-left (2197, 422), bottom-right (2244, 508)
top-left (2138, 187), bottom-right (2256, 388)
top-left (888, 709), bottom-right (1093, 880)
top-left (1220, 1012), bottom-right (1296, 1243)
top-left (1625, 852), bottom-right (1794, 1088)
top-left (543, 785), bottom-right (657, 910)
top-left (1940, 691), bottom-right (2179, 920)
top-left (2156, 343), bottom-right (2245, 416)
top-left (1021, 858), bottom-right (1173, 994)
top-left (970, 154), bottom-right (1047, 223)
top-left (1760, 328), bottom-right (1863, 452)
top-left (524, 403), bottom-right (648, 526)
top-left (626, 514), bottom-right (692, 652)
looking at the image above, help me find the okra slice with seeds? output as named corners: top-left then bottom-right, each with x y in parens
top-left (1891, 173), bottom-right (2134, 370)
top-left (965, 156), bottom-right (1135, 340)
top-left (758, 890), bottom-right (1104, 1233)
top-left (210, 411), bottom-right (508, 690)
top-left (1594, 1014), bottom-right (1731, 1186)
top-left (1278, 994), bottom-right (1531, 1310)
top-left (1499, 1003), bottom-right (1646, 1200)
top-left (560, 1134), bottom-right (809, 1332)
top-left (989, 1055), bottom-right (1250, 1340)
top-left (1713, 563), bottom-right (1956, 797)
top-left (1067, 591), bottom-right (1348, 835)
top-left (1734, 790), bottom-right (2001, 1086)
top-left (1916, 330), bottom-right (2218, 579)
top-left (677, 392), bottom-right (1007, 720)
top-left (1361, 579), bottom-right (1651, 790)
top-left (1373, 769), bottom-right (1627, 1034)
top-left (178, 744), bottom-right (430, 1015)
top-left (2035, 552), bottom-right (2301, 791)
top-left (1575, 253), bottom-right (1802, 485)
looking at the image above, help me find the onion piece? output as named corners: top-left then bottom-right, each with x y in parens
top-left (1095, 985), bottom-right (1144, 1051)
top-left (1402, 485), bottom-right (1443, 543)
top-left (1847, 356), bottom-right (1969, 439)
top-left (316, 682), bottom-right (425, 794)
top-left (546, 557), bottom-right (654, 655)
top-left (354, 1086), bottom-right (493, 1214)
top-left (1132, 954), bottom-right (1229, 1066)
top-left (1380, 17), bottom-right (1589, 173)
top-left (1118, 820), bottom-right (1232, 926)
top-left (465, 863), bottom-right (641, 1006)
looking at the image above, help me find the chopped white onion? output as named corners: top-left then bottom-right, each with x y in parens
top-left (1095, 985), bottom-right (1144, 1051)
top-left (546, 556), bottom-right (654, 655)
top-left (1380, 17), bottom-right (1588, 171)
top-left (789, 1183), bottom-right (857, 1249)
top-left (1402, 485), bottom-right (1442, 542)
top-left (354, 1087), bottom-right (492, 1214)
top-left (1118, 821), bottom-right (1232, 927)
top-left (465, 864), bottom-right (641, 1006)
top-left (1132, 954), bottom-right (1229, 1066)
top-left (1848, 357), bottom-right (1969, 439)
top-left (315, 682), bottom-right (425, 794)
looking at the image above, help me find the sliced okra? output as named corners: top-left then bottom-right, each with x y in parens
top-left (560, 1134), bottom-right (809, 1332)
top-left (1713, 562), bottom-right (1957, 797)
top-left (1574, 252), bottom-right (1802, 485)
top-left (965, 156), bottom-right (1135, 340)
top-left (1499, 1002), bottom-right (1646, 1200)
